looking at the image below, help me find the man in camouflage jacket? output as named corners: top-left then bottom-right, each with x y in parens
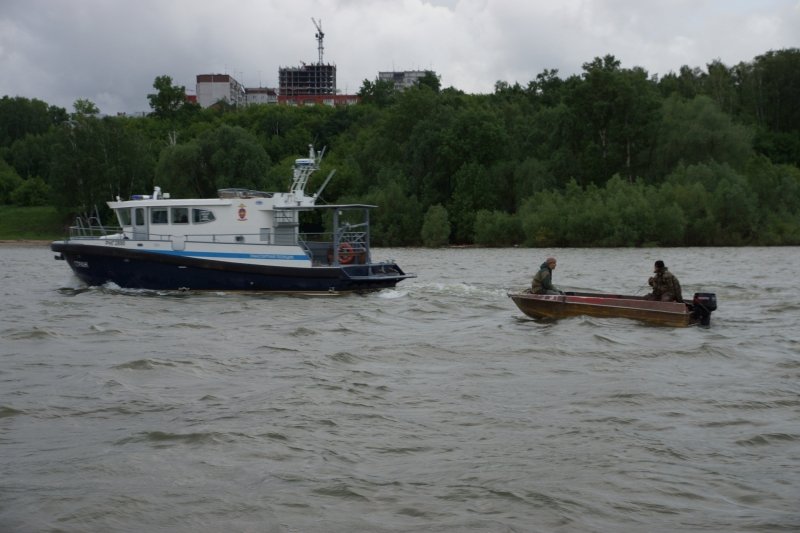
top-left (646, 260), bottom-right (683, 302)
top-left (532, 257), bottom-right (563, 295)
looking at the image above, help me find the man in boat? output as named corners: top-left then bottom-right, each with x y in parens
top-left (532, 257), bottom-right (564, 295)
top-left (645, 260), bottom-right (683, 302)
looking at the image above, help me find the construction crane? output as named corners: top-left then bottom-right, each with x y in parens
top-left (311, 17), bottom-right (324, 64)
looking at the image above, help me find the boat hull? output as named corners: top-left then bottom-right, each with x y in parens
top-left (52, 242), bottom-right (410, 293)
top-left (509, 291), bottom-right (698, 327)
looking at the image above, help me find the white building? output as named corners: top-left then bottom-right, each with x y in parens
top-left (245, 87), bottom-right (278, 105)
top-left (196, 74), bottom-right (246, 108)
top-left (378, 70), bottom-right (434, 91)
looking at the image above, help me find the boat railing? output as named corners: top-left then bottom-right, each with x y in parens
top-left (298, 230), bottom-right (370, 265)
top-left (182, 233), bottom-right (271, 244)
top-left (140, 232), bottom-right (278, 245)
top-left (339, 229), bottom-right (367, 252)
top-left (68, 224), bottom-right (123, 239)
top-left (66, 225), bottom-right (368, 265)
top-left (68, 205), bottom-right (111, 238)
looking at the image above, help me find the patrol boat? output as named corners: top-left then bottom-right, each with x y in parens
top-left (51, 146), bottom-right (414, 293)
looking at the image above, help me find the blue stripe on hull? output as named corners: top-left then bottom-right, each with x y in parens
top-left (148, 249), bottom-right (309, 261)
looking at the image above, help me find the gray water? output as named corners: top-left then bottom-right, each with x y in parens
top-left (1, 245), bottom-right (799, 532)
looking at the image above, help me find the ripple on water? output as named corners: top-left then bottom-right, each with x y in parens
top-left (735, 433), bottom-right (798, 446)
top-left (2, 327), bottom-right (58, 340)
top-left (0, 405), bottom-right (25, 418)
top-left (113, 359), bottom-right (179, 370)
top-left (116, 430), bottom-right (243, 447)
top-left (289, 326), bottom-right (317, 336)
top-left (326, 351), bottom-right (361, 364)
top-left (311, 483), bottom-right (371, 502)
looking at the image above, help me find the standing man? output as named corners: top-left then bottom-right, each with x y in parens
top-left (532, 257), bottom-right (563, 295)
top-left (646, 260), bottom-right (683, 302)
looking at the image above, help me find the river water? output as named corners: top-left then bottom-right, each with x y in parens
top-left (1, 245), bottom-right (798, 532)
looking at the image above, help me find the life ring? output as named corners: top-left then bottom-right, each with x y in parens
top-left (338, 242), bottom-right (355, 264)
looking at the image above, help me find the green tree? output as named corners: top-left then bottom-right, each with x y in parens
top-left (566, 55), bottom-right (661, 183)
top-left (359, 179), bottom-right (423, 246)
top-left (0, 96), bottom-right (66, 148)
top-left (448, 162), bottom-right (501, 243)
top-left (0, 159), bottom-right (23, 204)
top-left (653, 95), bottom-right (753, 178)
top-left (658, 65), bottom-right (701, 99)
top-left (154, 142), bottom-right (203, 198)
top-left (8, 133), bottom-right (49, 179)
top-left (417, 71), bottom-right (441, 93)
top-left (703, 59), bottom-right (736, 115)
top-left (474, 209), bottom-right (522, 246)
top-left (512, 157), bottom-right (557, 206)
top-left (357, 78), bottom-right (397, 107)
top-left (10, 176), bottom-right (50, 206)
top-left (73, 98), bottom-right (100, 117)
top-left (421, 204), bottom-right (450, 247)
top-left (527, 68), bottom-right (566, 108)
top-left (147, 75), bottom-right (189, 120)
top-left (710, 172), bottom-right (758, 244)
top-left (155, 125), bottom-right (270, 197)
top-left (750, 49), bottom-right (800, 133)
top-left (49, 114), bottom-right (155, 215)
top-left (519, 189), bottom-right (568, 247)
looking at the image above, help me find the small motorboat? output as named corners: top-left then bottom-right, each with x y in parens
top-left (508, 290), bottom-right (717, 327)
top-left (51, 145), bottom-right (415, 293)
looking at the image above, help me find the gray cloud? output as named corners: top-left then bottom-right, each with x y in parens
top-left (1, 0), bottom-right (797, 115)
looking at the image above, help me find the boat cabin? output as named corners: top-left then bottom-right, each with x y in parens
top-left (99, 186), bottom-right (374, 266)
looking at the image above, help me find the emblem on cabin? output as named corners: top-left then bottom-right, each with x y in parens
top-left (237, 204), bottom-right (247, 221)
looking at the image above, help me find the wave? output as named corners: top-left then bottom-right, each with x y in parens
top-left (116, 430), bottom-right (247, 446)
top-left (311, 483), bottom-right (371, 502)
top-left (736, 433), bottom-right (798, 446)
top-left (113, 358), bottom-right (182, 370)
top-left (326, 351), bottom-right (363, 364)
top-left (0, 405), bottom-right (25, 418)
top-left (410, 281), bottom-right (510, 299)
top-left (376, 288), bottom-right (407, 299)
top-left (289, 326), bottom-right (318, 337)
top-left (2, 326), bottom-right (59, 340)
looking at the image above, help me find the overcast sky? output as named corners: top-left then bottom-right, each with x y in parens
top-left (1, 0), bottom-right (798, 115)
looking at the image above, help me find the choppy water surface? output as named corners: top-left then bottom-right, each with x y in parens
top-left (1, 245), bottom-right (799, 532)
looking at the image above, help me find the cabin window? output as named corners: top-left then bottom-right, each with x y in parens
top-left (151, 208), bottom-right (168, 224)
top-left (171, 207), bottom-right (189, 224)
top-left (192, 208), bottom-right (215, 224)
top-left (134, 208), bottom-right (145, 226)
top-left (118, 208), bottom-right (132, 226)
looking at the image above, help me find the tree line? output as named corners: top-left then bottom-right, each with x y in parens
top-left (1, 48), bottom-right (799, 246)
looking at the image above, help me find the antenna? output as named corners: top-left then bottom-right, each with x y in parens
top-left (311, 17), bottom-right (324, 64)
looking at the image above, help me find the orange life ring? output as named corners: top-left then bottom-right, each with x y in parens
top-left (338, 242), bottom-right (355, 264)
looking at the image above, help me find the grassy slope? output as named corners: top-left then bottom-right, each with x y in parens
top-left (0, 206), bottom-right (67, 240)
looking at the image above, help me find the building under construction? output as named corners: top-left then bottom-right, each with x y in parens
top-left (278, 63), bottom-right (336, 96)
top-left (279, 18), bottom-right (337, 97)
top-left (196, 18), bottom-right (357, 108)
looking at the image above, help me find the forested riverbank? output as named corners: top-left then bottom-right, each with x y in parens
top-left (1, 49), bottom-right (799, 246)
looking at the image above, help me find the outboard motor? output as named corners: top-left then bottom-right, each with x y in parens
top-left (690, 292), bottom-right (717, 326)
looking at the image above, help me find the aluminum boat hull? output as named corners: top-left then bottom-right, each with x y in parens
top-left (509, 291), bottom-right (705, 327)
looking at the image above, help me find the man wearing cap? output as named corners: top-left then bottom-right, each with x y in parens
top-left (532, 257), bottom-right (563, 295)
top-left (645, 260), bottom-right (683, 302)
